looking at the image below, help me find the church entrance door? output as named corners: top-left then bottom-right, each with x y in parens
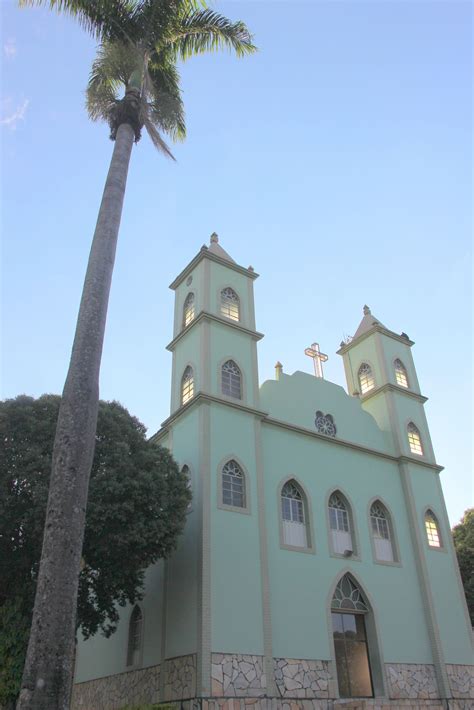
top-left (332, 611), bottom-right (373, 698)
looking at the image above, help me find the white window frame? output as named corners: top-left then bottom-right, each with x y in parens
top-left (181, 366), bottom-right (194, 405)
top-left (221, 359), bottom-right (242, 399)
top-left (217, 457), bottom-right (250, 514)
top-left (424, 509), bottom-right (443, 549)
top-left (220, 287), bottom-right (240, 321)
top-left (407, 422), bottom-right (423, 456)
top-left (183, 292), bottom-right (195, 328)
top-left (369, 500), bottom-right (397, 563)
top-left (394, 358), bottom-right (409, 388)
top-left (327, 491), bottom-right (357, 557)
top-left (358, 363), bottom-right (375, 395)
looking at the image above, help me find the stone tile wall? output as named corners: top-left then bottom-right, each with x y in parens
top-left (385, 663), bottom-right (438, 700)
top-left (446, 663), bottom-right (474, 699)
top-left (71, 664), bottom-right (160, 710)
top-left (163, 653), bottom-right (197, 701)
top-left (274, 659), bottom-right (331, 699)
top-left (201, 698), bottom-right (445, 710)
top-left (211, 654), bottom-right (266, 697)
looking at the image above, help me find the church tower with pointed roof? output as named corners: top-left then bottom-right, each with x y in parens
top-left (72, 239), bottom-right (473, 710)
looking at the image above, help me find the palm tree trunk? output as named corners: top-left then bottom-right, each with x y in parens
top-left (17, 122), bottom-right (136, 710)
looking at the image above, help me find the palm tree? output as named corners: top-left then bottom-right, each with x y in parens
top-left (17, 2), bottom-right (255, 708)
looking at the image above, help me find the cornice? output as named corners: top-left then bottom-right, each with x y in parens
top-left (262, 416), bottom-right (443, 472)
top-left (337, 325), bottom-right (414, 355)
top-left (169, 246), bottom-right (259, 291)
top-left (150, 396), bottom-right (443, 474)
top-left (166, 310), bottom-right (264, 351)
top-left (156, 391), bottom-right (268, 434)
top-left (360, 382), bottom-right (428, 404)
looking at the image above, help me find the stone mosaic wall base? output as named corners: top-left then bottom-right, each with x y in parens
top-left (385, 663), bottom-right (438, 700)
top-left (71, 664), bottom-right (160, 710)
top-left (446, 663), bottom-right (474, 699)
top-left (211, 654), bottom-right (266, 697)
top-left (200, 698), bottom-right (445, 710)
top-left (164, 654), bottom-right (197, 701)
top-left (274, 659), bottom-right (331, 699)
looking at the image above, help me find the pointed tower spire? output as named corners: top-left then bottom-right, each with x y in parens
top-left (208, 232), bottom-right (235, 263)
top-left (352, 304), bottom-right (387, 341)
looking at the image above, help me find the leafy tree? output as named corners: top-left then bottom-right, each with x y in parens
top-left (0, 394), bottom-right (190, 709)
top-left (17, 2), bottom-right (255, 708)
top-left (452, 508), bottom-right (474, 626)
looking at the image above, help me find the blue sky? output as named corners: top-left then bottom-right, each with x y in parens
top-left (1, 1), bottom-right (472, 525)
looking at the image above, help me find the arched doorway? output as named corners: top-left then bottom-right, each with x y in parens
top-left (331, 574), bottom-right (373, 698)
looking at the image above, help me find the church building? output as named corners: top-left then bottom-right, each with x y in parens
top-left (72, 235), bottom-right (473, 709)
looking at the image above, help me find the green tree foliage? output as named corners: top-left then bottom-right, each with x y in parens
top-left (452, 508), bottom-right (474, 626)
top-left (0, 394), bottom-right (190, 706)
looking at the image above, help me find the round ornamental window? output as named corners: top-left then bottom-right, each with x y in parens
top-left (315, 411), bottom-right (337, 437)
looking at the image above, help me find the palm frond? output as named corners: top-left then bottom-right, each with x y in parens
top-left (141, 109), bottom-right (176, 160)
top-left (169, 8), bottom-right (257, 59)
top-left (87, 41), bottom-right (143, 121)
top-left (145, 59), bottom-right (186, 141)
top-left (18, 0), bottom-right (140, 41)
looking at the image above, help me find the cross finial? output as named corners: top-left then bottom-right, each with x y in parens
top-left (363, 304), bottom-right (371, 315)
top-left (210, 232), bottom-right (219, 244)
top-left (304, 342), bottom-right (328, 379)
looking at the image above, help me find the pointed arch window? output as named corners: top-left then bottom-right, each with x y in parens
top-left (222, 359), bottom-right (242, 399)
top-left (358, 363), bottom-right (375, 394)
top-left (222, 459), bottom-right (245, 508)
top-left (329, 492), bottom-right (354, 555)
top-left (407, 422), bottom-right (423, 455)
top-left (126, 605), bottom-right (143, 667)
top-left (370, 501), bottom-right (395, 562)
top-left (425, 510), bottom-right (442, 548)
top-left (220, 287), bottom-right (240, 321)
top-left (281, 480), bottom-right (308, 548)
top-left (183, 292), bottom-right (195, 328)
top-left (394, 358), bottom-right (409, 388)
top-left (181, 366), bottom-right (194, 405)
top-left (331, 575), bottom-right (373, 698)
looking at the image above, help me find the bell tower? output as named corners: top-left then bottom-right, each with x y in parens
top-left (337, 305), bottom-right (435, 462)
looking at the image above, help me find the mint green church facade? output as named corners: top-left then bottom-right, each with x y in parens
top-left (73, 236), bottom-right (473, 710)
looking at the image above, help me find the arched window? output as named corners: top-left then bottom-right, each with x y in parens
top-left (425, 510), bottom-right (442, 548)
top-left (181, 366), bottom-right (194, 405)
top-left (220, 287), bottom-right (240, 321)
top-left (281, 480), bottom-right (308, 548)
top-left (394, 358), bottom-right (409, 388)
top-left (329, 492), bottom-right (354, 555)
top-left (370, 501), bottom-right (395, 562)
top-left (183, 292), bottom-right (195, 327)
top-left (222, 459), bottom-right (245, 508)
top-left (331, 575), bottom-right (373, 698)
top-left (358, 363), bottom-right (375, 394)
top-left (407, 422), bottom-right (423, 455)
top-left (221, 359), bottom-right (242, 399)
top-left (126, 605), bottom-right (143, 667)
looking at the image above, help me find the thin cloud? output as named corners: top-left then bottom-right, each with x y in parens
top-left (4, 38), bottom-right (17, 59)
top-left (1, 99), bottom-right (30, 130)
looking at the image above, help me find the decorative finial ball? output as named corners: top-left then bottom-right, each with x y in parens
top-left (275, 361), bottom-right (282, 368)
top-left (363, 305), bottom-right (371, 315)
top-left (210, 232), bottom-right (219, 244)
top-left (248, 265), bottom-right (254, 272)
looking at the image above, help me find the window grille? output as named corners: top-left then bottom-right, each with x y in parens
top-left (220, 287), bottom-right (240, 321)
top-left (331, 574), bottom-right (368, 612)
top-left (425, 510), bottom-right (441, 548)
top-left (222, 459), bottom-right (245, 508)
top-left (222, 360), bottom-right (242, 399)
top-left (370, 501), bottom-right (394, 562)
top-left (358, 363), bottom-right (375, 394)
top-left (329, 493), bottom-right (353, 554)
top-left (315, 411), bottom-right (337, 437)
top-left (126, 605), bottom-right (143, 667)
top-left (394, 359), bottom-right (409, 388)
top-left (183, 292), bottom-right (195, 327)
top-left (281, 481), bottom-right (307, 547)
top-left (181, 366), bottom-right (194, 405)
top-left (407, 422), bottom-right (423, 455)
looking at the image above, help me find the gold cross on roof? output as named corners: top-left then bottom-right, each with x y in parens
top-left (304, 342), bottom-right (328, 379)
